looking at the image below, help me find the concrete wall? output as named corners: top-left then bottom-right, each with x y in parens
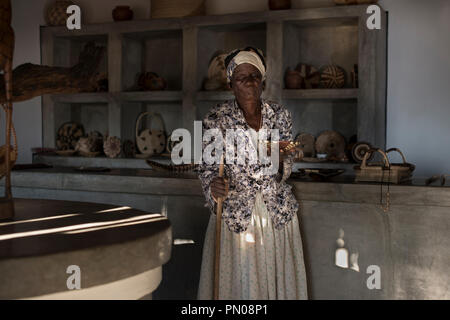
top-left (4, 173), bottom-right (450, 299)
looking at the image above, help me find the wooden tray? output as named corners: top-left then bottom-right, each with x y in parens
top-left (74, 167), bottom-right (111, 173)
top-left (354, 148), bottom-right (415, 184)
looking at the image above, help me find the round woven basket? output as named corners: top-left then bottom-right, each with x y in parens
top-left (320, 65), bottom-right (346, 89)
top-left (151, 0), bottom-right (205, 19)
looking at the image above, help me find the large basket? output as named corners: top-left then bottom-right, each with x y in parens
top-left (151, 0), bottom-right (206, 19)
top-left (135, 112), bottom-right (167, 157)
top-left (354, 148), bottom-right (415, 184)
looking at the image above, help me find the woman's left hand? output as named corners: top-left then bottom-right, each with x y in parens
top-left (266, 141), bottom-right (301, 162)
top-left (279, 143), bottom-right (297, 161)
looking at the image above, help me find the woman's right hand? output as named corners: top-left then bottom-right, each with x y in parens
top-left (210, 176), bottom-right (229, 202)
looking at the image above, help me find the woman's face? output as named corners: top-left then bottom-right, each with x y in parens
top-left (231, 63), bottom-right (263, 104)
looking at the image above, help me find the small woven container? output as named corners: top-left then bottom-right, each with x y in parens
top-left (103, 136), bottom-right (122, 158)
top-left (320, 65), bottom-right (346, 88)
top-left (151, 0), bottom-right (205, 19)
top-left (46, 0), bottom-right (75, 26)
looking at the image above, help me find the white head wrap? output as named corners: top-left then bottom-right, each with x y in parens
top-left (226, 50), bottom-right (266, 83)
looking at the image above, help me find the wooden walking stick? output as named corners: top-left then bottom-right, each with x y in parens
top-left (214, 154), bottom-right (225, 300)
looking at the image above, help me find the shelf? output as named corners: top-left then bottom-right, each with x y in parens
top-left (41, 6), bottom-right (371, 38)
top-left (51, 92), bottom-right (110, 104)
top-left (34, 154), bottom-right (356, 172)
top-left (196, 91), bottom-right (234, 101)
top-left (33, 154), bottom-right (174, 170)
top-left (282, 89), bottom-right (358, 100)
top-left (41, 5), bottom-right (387, 151)
top-left (50, 91), bottom-right (183, 104)
top-left (122, 29), bottom-right (183, 92)
top-left (118, 91), bottom-right (183, 102)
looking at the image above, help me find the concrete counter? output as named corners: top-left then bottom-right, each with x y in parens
top-left (290, 179), bottom-right (450, 300)
top-left (1, 167), bottom-right (449, 299)
top-left (0, 199), bottom-right (172, 299)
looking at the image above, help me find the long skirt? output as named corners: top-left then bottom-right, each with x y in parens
top-left (197, 192), bottom-right (308, 300)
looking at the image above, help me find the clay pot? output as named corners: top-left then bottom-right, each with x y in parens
top-left (269, 0), bottom-right (291, 10)
top-left (285, 69), bottom-right (303, 89)
top-left (113, 6), bottom-right (133, 21)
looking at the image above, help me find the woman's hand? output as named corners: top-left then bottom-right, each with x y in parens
top-left (210, 176), bottom-right (229, 202)
top-left (280, 148), bottom-right (295, 162)
top-left (266, 141), bottom-right (301, 162)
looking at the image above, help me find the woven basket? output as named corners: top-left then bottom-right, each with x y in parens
top-left (135, 112), bottom-right (166, 156)
top-left (320, 65), bottom-right (346, 89)
top-left (354, 148), bottom-right (415, 184)
top-left (151, 0), bottom-right (205, 19)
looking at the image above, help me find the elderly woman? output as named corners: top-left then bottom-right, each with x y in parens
top-left (197, 47), bottom-right (308, 300)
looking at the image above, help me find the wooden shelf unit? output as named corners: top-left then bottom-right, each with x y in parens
top-left (40, 5), bottom-right (387, 166)
top-left (51, 92), bottom-right (111, 104)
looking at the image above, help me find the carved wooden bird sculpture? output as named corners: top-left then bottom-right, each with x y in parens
top-left (0, 0), bottom-right (16, 219)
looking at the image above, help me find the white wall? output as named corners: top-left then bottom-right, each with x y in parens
top-left (3, 0), bottom-right (450, 177)
top-left (0, 0), bottom-right (52, 164)
top-left (379, 0), bottom-right (450, 177)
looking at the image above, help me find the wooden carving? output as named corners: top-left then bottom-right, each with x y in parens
top-left (0, 42), bottom-right (106, 104)
top-left (0, 0), bottom-right (15, 219)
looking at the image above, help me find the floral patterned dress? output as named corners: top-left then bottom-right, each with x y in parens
top-left (197, 119), bottom-right (308, 300)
